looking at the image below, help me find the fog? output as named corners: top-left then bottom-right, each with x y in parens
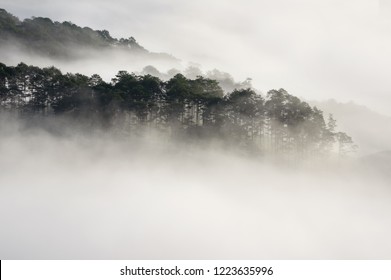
top-left (0, 39), bottom-right (182, 82)
top-left (310, 100), bottom-right (391, 156)
top-left (1, 0), bottom-right (391, 259)
top-left (2, 0), bottom-right (391, 115)
top-left (0, 117), bottom-right (390, 259)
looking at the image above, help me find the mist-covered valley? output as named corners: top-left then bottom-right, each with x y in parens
top-left (1, 2), bottom-right (391, 260)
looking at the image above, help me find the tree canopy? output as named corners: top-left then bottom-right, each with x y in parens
top-left (0, 62), bottom-right (356, 158)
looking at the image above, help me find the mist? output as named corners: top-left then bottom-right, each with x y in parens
top-left (0, 117), bottom-right (390, 259)
top-left (1, 0), bottom-right (391, 260)
top-left (0, 39), bottom-right (181, 82)
top-left (311, 99), bottom-right (391, 156)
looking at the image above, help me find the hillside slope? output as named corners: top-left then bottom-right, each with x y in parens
top-left (0, 8), bottom-right (177, 62)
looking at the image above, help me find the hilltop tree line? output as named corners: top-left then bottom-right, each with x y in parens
top-left (0, 8), bottom-right (149, 57)
top-left (0, 62), bottom-right (355, 157)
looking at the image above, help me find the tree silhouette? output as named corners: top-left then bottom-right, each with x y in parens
top-left (0, 62), bottom-right (355, 158)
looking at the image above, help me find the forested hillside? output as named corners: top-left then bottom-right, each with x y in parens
top-left (0, 8), bottom-right (357, 158)
top-left (0, 62), bottom-right (355, 158)
top-left (0, 8), bottom-right (175, 61)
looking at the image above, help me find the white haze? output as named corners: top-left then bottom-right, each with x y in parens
top-left (2, 0), bottom-right (391, 116)
top-left (0, 118), bottom-right (391, 259)
top-left (1, 0), bottom-right (391, 259)
top-left (0, 40), bottom-right (182, 82)
top-left (311, 99), bottom-right (391, 156)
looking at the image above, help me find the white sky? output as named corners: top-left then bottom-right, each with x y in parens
top-left (2, 0), bottom-right (391, 115)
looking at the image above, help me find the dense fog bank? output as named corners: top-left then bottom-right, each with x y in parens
top-left (0, 118), bottom-right (390, 259)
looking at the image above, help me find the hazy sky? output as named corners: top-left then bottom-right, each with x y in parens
top-left (2, 0), bottom-right (391, 115)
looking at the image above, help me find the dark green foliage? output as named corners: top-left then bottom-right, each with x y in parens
top-left (0, 8), bottom-right (21, 34)
top-left (0, 63), bottom-right (354, 156)
top-left (0, 62), bottom-right (355, 157)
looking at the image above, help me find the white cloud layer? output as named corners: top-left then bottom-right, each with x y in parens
top-left (0, 121), bottom-right (390, 259)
